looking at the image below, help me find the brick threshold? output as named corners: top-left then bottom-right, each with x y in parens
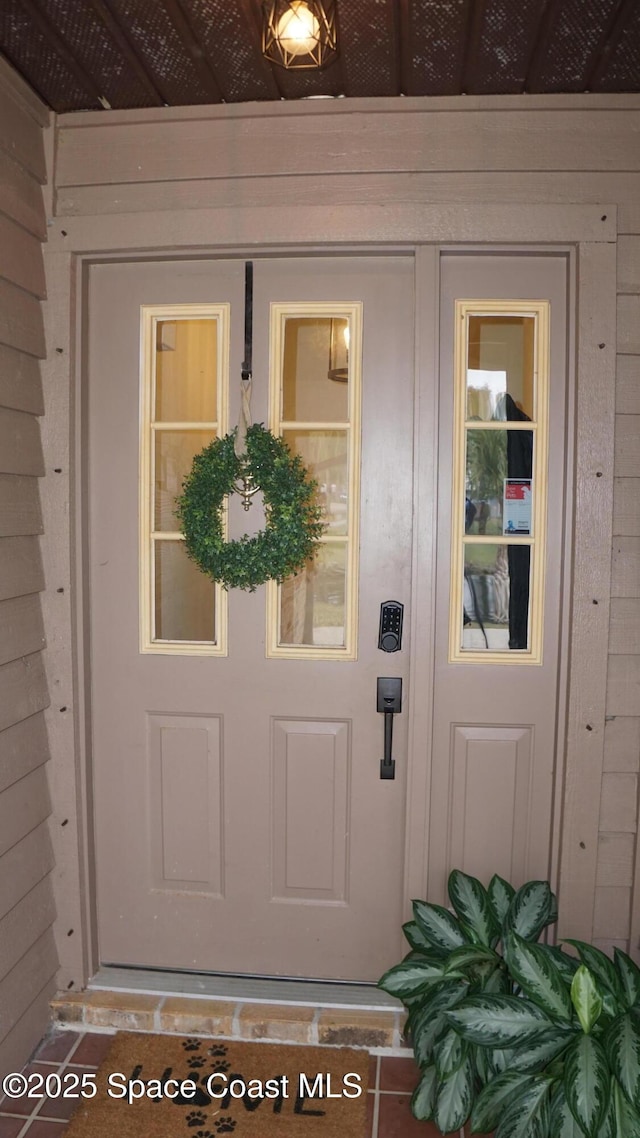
top-left (51, 987), bottom-right (409, 1054)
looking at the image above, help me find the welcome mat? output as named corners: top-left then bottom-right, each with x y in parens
top-left (64, 1032), bottom-right (370, 1137)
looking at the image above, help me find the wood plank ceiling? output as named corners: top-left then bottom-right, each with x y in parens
top-left (0, 0), bottom-right (639, 113)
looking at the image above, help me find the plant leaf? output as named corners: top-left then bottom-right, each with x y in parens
top-left (597, 1080), bottom-right (616, 1138)
top-left (378, 958), bottom-right (449, 1000)
top-left (489, 873), bottom-right (516, 927)
top-left (434, 1027), bottom-right (467, 1079)
top-left (483, 964), bottom-right (512, 994)
top-left (488, 1049), bottom-right (511, 1076)
top-left (412, 899), bottom-right (467, 952)
top-left (571, 965), bottom-right (604, 1034)
top-left (443, 943), bottom-right (500, 973)
top-left (410, 1064), bottom-right (437, 1121)
top-left (403, 919), bottom-right (441, 955)
top-left (611, 1077), bottom-right (640, 1138)
top-left (507, 1027), bottom-right (576, 1073)
top-left (564, 940), bottom-right (624, 1006)
top-left (505, 931), bottom-right (573, 1021)
top-left (546, 944), bottom-right (581, 984)
top-left (503, 880), bottom-right (557, 941)
top-left (446, 994), bottom-right (552, 1047)
top-left (475, 1045), bottom-right (492, 1086)
top-left (448, 869), bottom-right (497, 947)
top-left (433, 1055), bottom-right (474, 1133)
top-left (494, 1077), bottom-right (551, 1138)
top-left (604, 1011), bottom-right (640, 1107)
top-left (470, 1071), bottom-right (536, 1133)
top-left (550, 1083), bottom-right (590, 1138)
top-left (613, 948), bottom-right (640, 1011)
top-left (564, 1033), bottom-right (609, 1137)
top-left (411, 982), bottom-right (470, 1066)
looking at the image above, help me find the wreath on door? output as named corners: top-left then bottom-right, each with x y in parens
top-left (176, 423), bottom-right (324, 592)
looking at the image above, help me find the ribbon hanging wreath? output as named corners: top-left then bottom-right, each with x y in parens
top-left (176, 423), bottom-right (324, 592)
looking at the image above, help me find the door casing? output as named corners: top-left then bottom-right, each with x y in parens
top-left (83, 246), bottom-right (573, 978)
top-left (39, 212), bottom-right (617, 990)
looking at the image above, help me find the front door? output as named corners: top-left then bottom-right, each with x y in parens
top-left (88, 255), bottom-right (415, 980)
top-left (88, 249), bottom-right (569, 982)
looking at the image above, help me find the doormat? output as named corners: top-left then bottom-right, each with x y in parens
top-left (64, 1032), bottom-right (370, 1137)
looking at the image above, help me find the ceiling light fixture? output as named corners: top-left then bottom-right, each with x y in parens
top-left (262, 1), bottom-right (338, 70)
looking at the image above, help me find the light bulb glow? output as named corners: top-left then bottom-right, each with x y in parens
top-left (276, 2), bottom-right (320, 57)
top-left (263, 0), bottom-right (337, 72)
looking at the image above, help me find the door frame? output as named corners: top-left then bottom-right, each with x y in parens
top-left (39, 201), bottom-right (616, 990)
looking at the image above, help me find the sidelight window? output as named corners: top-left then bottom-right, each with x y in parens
top-left (449, 302), bottom-right (550, 664)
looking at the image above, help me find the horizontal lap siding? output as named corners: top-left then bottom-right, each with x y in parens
top-left (49, 96), bottom-right (640, 965)
top-left (0, 63), bottom-right (55, 1075)
top-left (55, 106), bottom-right (640, 187)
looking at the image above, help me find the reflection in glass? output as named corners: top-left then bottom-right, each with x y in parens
top-left (327, 318), bottom-right (350, 382)
top-left (283, 429), bottom-right (348, 535)
top-left (465, 430), bottom-right (507, 535)
top-left (155, 318), bottom-right (217, 422)
top-left (282, 317), bottom-right (349, 422)
top-left (155, 540), bottom-right (215, 642)
top-left (462, 543), bottom-right (530, 651)
top-left (154, 430), bottom-right (214, 531)
top-left (466, 316), bottom-right (535, 421)
top-left (279, 543), bottom-right (347, 648)
top-left (465, 419), bottom-right (534, 537)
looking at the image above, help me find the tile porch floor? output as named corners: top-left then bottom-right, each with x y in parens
top-left (0, 1028), bottom-right (487, 1138)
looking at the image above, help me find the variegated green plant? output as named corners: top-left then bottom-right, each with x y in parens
top-left (378, 870), bottom-right (640, 1137)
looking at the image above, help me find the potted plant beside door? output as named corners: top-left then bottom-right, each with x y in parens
top-left (379, 870), bottom-right (640, 1136)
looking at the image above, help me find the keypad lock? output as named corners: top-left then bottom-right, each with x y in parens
top-left (378, 600), bottom-right (404, 653)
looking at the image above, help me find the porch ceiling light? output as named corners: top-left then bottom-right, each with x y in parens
top-left (262, 1), bottom-right (338, 70)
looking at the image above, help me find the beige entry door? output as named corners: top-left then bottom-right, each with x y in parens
top-left (88, 256), bottom-right (415, 981)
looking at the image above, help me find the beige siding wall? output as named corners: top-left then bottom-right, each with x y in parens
top-left (48, 95), bottom-right (640, 962)
top-left (0, 63), bottom-right (57, 1074)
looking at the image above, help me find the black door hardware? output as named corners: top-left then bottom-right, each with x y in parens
top-left (378, 601), bottom-right (404, 652)
top-left (377, 676), bottom-right (402, 780)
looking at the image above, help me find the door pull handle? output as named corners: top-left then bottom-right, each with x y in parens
top-left (377, 677), bottom-right (402, 780)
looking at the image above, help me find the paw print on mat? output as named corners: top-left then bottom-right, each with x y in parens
top-left (214, 1119), bottom-right (237, 1134)
top-left (210, 1060), bottom-right (230, 1074)
top-left (182, 1038), bottom-right (202, 1052)
top-left (194, 1131), bottom-right (214, 1138)
top-left (187, 1056), bottom-right (207, 1069)
top-left (207, 1044), bottom-right (228, 1057)
top-left (186, 1110), bottom-right (208, 1128)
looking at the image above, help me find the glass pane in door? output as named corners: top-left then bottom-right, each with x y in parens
top-left (268, 303), bottom-right (362, 660)
top-left (141, 305), bottom-right (228, 654)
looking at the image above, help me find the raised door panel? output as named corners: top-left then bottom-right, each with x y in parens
top-left (271, 718), bottom-right (350, 902)
top-left (148, 714), bottom-right (223, 894)
top-left (449, 725), bottom-right (533, 883)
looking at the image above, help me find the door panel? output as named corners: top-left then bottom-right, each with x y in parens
top-left (88, 256), bottom-right (414, 980)
top-left (429, 253), bottom-right (568, 898)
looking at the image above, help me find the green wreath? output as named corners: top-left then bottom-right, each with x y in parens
top-left (176, 423), bottom-right (325, 591)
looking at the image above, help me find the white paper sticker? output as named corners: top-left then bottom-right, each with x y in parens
top-left (503, 479), bottom-right (532, 535)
